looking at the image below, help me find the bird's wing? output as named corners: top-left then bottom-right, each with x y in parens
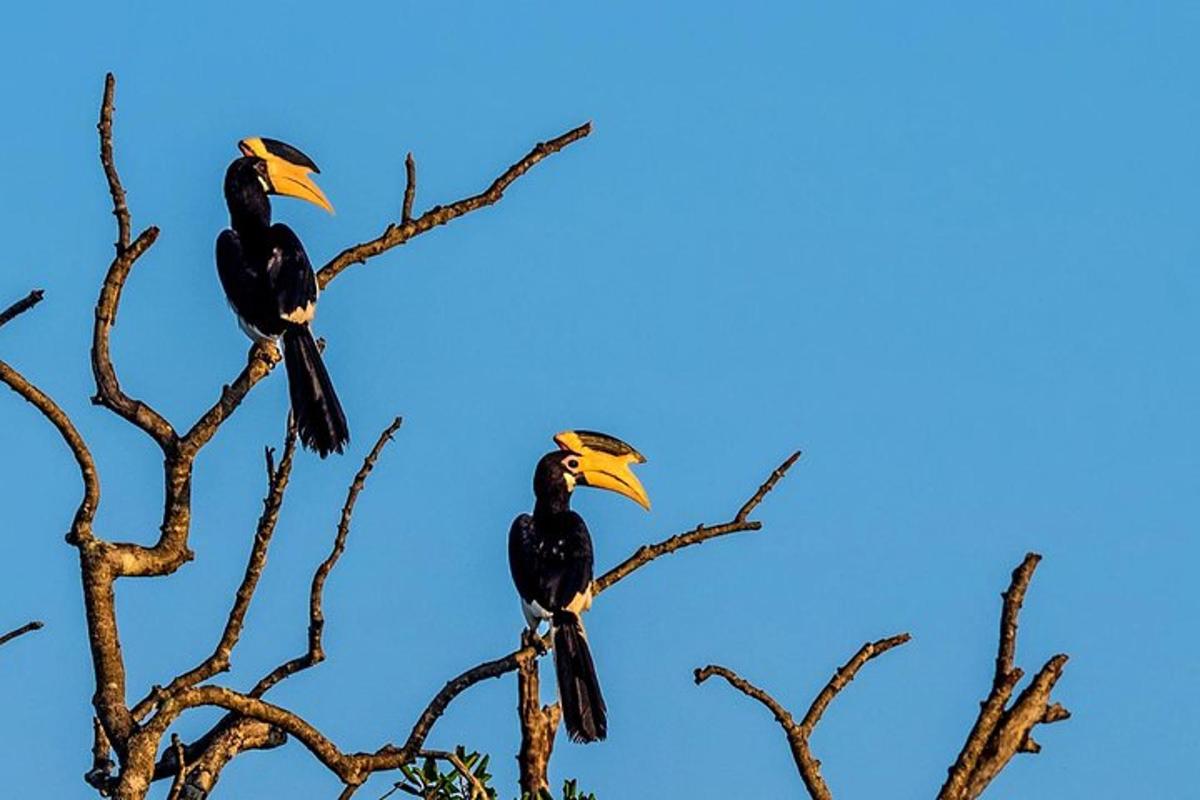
top-left (266, 223), bottom-right (319, 324)
top-left (216, 229), bottom-right (256, 317)
top-left (508, 513), bottom-right (541, 604)
top-left (540, 511), bottom-right (595, 612)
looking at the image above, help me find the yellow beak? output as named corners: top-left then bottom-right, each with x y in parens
top-left (239, 137), bottom-right (334, 214)
top-left (555, 430), bottom-right (651, 510)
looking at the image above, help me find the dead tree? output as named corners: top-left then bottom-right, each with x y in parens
top-left (694, 552), bottom-right (1069, 799)
top-left (0, 74), bottom-right (803, 800)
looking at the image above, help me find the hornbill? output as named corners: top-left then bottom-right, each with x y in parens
top-left (216, 136), bottom-right (349, 457)
top-left (509, 430), bottom-right (651, 743)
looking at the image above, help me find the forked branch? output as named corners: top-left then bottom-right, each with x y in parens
top-left (695, 633), bottom-right (911, 800)
top-left (937, 553), bottom-right (1070, 800)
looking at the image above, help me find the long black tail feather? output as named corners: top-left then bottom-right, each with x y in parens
top-left (552, 611), bottom-right (606, 743)
top-left (281, 325), bottom-right (349, 458)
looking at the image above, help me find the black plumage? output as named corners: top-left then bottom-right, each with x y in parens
top-left (509, 452), bottom-right (607, 743)
top-left (216, 155), bottom-right (348, 457)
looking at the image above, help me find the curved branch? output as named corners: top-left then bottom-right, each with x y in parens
top-left (0, 358), bottom-right (100, 535)
top-left (695, 633), bottom-right (911, 800)
top-left (91, 79), bottom-right (176, 450)
top-left (0, 620), bottom-right (44, 648)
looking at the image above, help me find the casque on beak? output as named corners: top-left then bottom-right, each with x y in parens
top-left (239, 136), bottom-right (334, 213)
top-left (555, 430), bottom-right (651, 510)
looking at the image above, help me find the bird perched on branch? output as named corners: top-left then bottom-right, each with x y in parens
top-left (216, 137), bottom-right (349, 456)
top-left (509, 430), bottom-right (651, 742)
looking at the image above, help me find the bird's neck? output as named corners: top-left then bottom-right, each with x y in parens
top-left (534, 488), bottom-right (572, 520)
top-left (227, 184), bottom-right (272, 237)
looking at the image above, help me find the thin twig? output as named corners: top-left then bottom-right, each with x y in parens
top-left (0, 289), bottom-right (44, 329)
top-left (0, 620), bottom-right (44, 648)
top-left (402, 152), bottom-right (417, 223)
top-left (98, 72), bottom-right (131, 253)
top-left (252, 416), bottom-right (403, 696)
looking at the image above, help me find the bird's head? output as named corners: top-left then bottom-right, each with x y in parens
top-left (235, 136), bottom-right (334, 213)
top-left (534, 430), bottom-right (651, 510)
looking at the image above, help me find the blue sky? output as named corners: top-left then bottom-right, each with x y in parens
top-left (1, 2), bottom-right (1197, 797)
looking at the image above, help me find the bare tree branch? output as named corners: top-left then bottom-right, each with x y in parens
top-left (98, 73), bottom-right (131, 253)
top-left (0, 289), bottom-right (44, 328)
top-left (251, 416), bottom-right (403, 696)
top-left (130, 423), bottom-right (299, 722)
top-left (938, 553), bottom-right (1070, 800)
top-left (0, 358), bottom-right (100, 536)
top-left (0, 620), bottom-right (44, 648)
top-left (317, 121), bottom-right (592, 288)
top-left (695, 633), bottom-right (911, 800)
top-left (143, 451), bottom-right (800, 796)
top-left (144, 418), bottom-right (403, 793)
top-left (11, 72), bottom-right (796, 800)
top-left (402, 152), bottom-right (417, 224)
top-left (517, 630), bottom-right (560, 797)
top-left (165, 735), bottom-right (186, 800)
top-left (595, 450), bottom-right (800, 592)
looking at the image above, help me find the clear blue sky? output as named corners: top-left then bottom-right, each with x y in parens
top-left (1, 2), bottom-right (1196, 798)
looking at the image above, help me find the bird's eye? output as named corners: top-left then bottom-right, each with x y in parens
top-left (565, 458), bottom-right (579, 471)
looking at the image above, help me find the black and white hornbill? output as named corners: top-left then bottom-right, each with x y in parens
top-left (216, 136), bottom-right (349, 457)
top-left (508, 430), bottom-right (651, 743)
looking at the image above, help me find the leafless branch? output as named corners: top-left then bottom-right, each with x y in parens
top-left (402, 152), bottom-right (417, 224)
top-left (251, 416), bottom-right (403, 695)
top-left (938, 553), bottom-right (1070, 800)
top-left (695, 633), bottom-right (911, 800)
top-left (98, 73), bottom-right (131, 253)
top-left (0, 357), bottom-right (100, 535)
top-left (317, 121), bottom-right (592, 288)
top-left (139, 451), bottom-right (799, 797)
top-left (165, 735), bottom-right (186, 800)
top-left (130, 423), bottom-right (299, 722)
top-left (595, 450), bottom-right (800, 592)
top-left (8, 70), bottom-right (806, 800)
top-left (0, 289), bottom-right (44, 328)
top-left (144, 418), bottom-right (403, 793)
top-left (517, 630), bottom-right (560, 797)
top-left (0, 620), bottom-right (44, 648)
